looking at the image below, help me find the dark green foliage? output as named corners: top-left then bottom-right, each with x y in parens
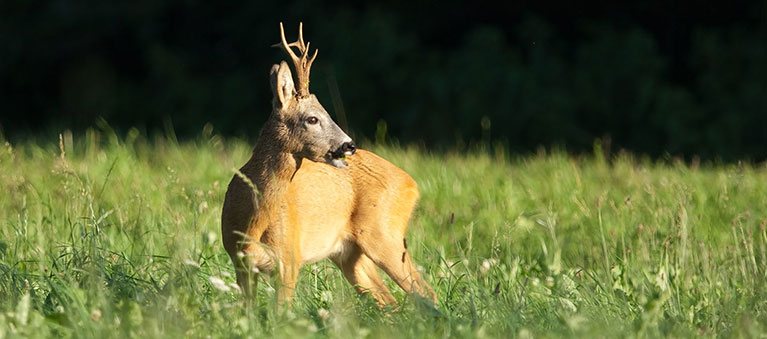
top-left (1, 2), bottom-right (765, 160)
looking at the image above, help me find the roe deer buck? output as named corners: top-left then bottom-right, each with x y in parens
top-left (221, 23), bottom-right (437, 306)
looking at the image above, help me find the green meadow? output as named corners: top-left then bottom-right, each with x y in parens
top-left (2, 129), bottom-right (766, 338)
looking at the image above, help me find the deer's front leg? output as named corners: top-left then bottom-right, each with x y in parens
top-left (237, 241), bottom-right (279, 295)
top-left (276, 251), bottom-right (301, 305)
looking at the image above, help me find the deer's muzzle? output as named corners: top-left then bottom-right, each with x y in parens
top-left (340, 141), bottom-right (356, 157)
top-left (329, 141), bottom-right (356, 160)
top-left (325, 141), bottom-right (356, 168)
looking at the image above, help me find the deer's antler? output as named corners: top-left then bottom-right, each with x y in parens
top-left (273, 22), bottom-right (318, 98)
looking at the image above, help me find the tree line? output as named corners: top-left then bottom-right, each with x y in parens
top-left (1, 1), bottom-right (765, 160)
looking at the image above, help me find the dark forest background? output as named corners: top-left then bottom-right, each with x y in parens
top-left (1, 0), bottom-right (766, 160)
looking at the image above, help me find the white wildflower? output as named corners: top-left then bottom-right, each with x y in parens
top-left (91, 308), bottom-right (102, 321)
top-left (209, 276), bottom-right (231, 292)
top-left (320, 290), bottom-right (333, 303)
top-left (228, 282), bottom-right (242, 293)
top-left (183, 258), bottom-right (200, 268)
top-left (317, 308), bottom-right (330, 321)
top-left (559, 298), bottom-right (577, 313)
top-left (480, 258), bottom-right (498, 274)
top-left (205, 231), bottom-right (217, 245)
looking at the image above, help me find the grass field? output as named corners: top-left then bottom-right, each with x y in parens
top-left (2, 129), bottom-right (767, 338)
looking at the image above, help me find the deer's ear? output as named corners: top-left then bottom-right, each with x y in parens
top-left (270, 61), bottom-right (295, 109)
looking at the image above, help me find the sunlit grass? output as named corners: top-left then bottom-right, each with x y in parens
top-left (2, 129), bottom-right (767, 337)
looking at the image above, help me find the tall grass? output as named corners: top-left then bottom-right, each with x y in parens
top-left (1, 129), bottom-right (766, 337)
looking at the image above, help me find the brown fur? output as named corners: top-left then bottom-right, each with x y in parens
top-left (220, 24), bottom-right (436, 307)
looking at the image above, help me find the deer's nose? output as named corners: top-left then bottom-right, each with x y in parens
top-left (340, 141), bottom-right (356, 156)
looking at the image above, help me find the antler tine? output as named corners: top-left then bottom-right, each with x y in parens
top-left (305, 48), bottom-right (318, 76)
top-left (277, 22), bottom-right (300, 63)
top-left (298, 22), bottom-right (305, 48)
top-left (273, 22), bottom-right (318, 97)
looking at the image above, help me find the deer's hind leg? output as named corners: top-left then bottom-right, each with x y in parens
top-left (332, 243), bottom-right (396, 307)
top-left (354, 192), bottom-right (437, 304)
top-left (359, 235), bottom-right (437, 304)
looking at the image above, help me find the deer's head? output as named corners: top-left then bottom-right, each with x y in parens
top-left (269, 23), bottom-right (355, 168)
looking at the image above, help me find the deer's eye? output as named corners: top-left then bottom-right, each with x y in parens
top-left (306, 116), bottom-right (319, 125)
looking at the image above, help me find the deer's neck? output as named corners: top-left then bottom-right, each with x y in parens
top-left (243, 125), bottom-right (301, 198)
